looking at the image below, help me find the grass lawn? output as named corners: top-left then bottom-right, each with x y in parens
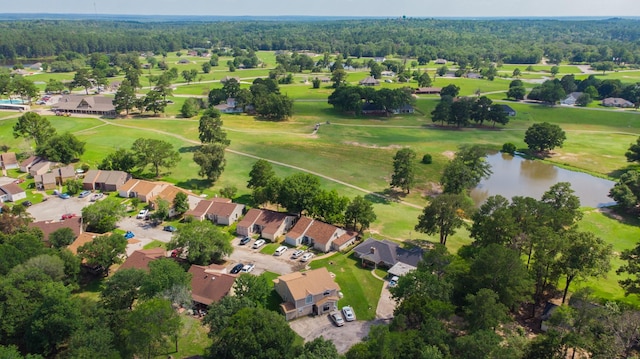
top-left (309, 252), bottom-right (383, 321)
top-left (260, 242), bottom-right (280, 255)
top-left (159, 314), bottom-right (211, 359)
top-left (143, 240), bottom-right (167, 250)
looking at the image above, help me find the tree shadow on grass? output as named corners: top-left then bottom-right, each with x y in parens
top-left (608, 164), bottom-right (639, 179)
top-left (234, 194), bottom-right (252, 206)
top-left (365, 192), bottom-right (391, 205)
top-left (179, 145), bottom-right (200, 153)
top-left (175, 178), bottom-right (212, 191)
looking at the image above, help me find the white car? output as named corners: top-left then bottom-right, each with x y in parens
top-left (342, 306), bottom-right (356, 322)
top-left (389, 276), bottom-right (399, 288)
top-left (252, 239), bottom-right (266, 249)
top-left (241, 263), bottom-right (255, 273)
top-left (300, 252), bottom-right (314, 262)
top-left (329, 311), bottom-right (344, 327)
top-left (291, 250), bottom-right (304, 259)
top-left (136, 209), bottom-right (149, 219)
top-left (274, 246), bottom-right (288, 256)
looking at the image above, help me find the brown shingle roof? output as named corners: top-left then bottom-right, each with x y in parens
top-left (333, 230), bottom-right (358, 247)
top-left (37, 173), bottom-right (57, 185)
top-left (188, 265), bottom-right (236, 305)
top-left (237, 208), bottom-right (263, 228)
top-left (68, 231), bottom-right (104, 255)
top-left (0, 182), bottom-right (24, 195)
top-left (29, 217), bottom-right (82, 242)
top-left (119, 248), bottom-right (167, 271)
top-left (275, 267), bottom-right (340, 301)
top-left (82, 169), bottom-right (101, 185)
top-left (185, 200), bottom-right (212, 218)
top-left (287, 216), bottom-right (314, 240)
top-left (305, 220), bottom-right (339, 246)
top-left (0, 152), bottom-right (17, 166)
top-left (257, 210), bottom-right (292, 235)
top-left (54, 95), bottom-right (116, 113)
top-left (20, 155), bottom-right (39, 168)
top-left (57, 165), bottom-right (76, 178)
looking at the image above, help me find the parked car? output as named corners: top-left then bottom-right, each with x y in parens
top-left (124, 231), bottom-right (135, 239)
top-left (388, 276), bottom-right (399, 288)
top-left (342, 306), bottom-right (356, 322)
top-left (91, 193), bottom-right (104, 201)
top-left (58, 193), bottom-right (70, 199)
top-left (239, 236), bottom-right (251, 245)
top-left (21, 200), bottom-right (32, 207)
top-left (329, 311), bottom-right (345, 327)
top-left (136, 209), bottom-right (149, 219)
top-left (78, 190), bottom-right (91, 198)
top-left (230, 263), bottom-right (244, 274)
top-left (163, 225), bottom-right (177, 232)
top-left (291, 250), bottom-right (304, 259)
top-left (300, 252), bottom-right (314, 262)
top-left (61, 213), bottom-right (76, 220)
top-left (241, 263), bottom-right (255, 273)
top-left (252, 239), bottom-right (266, 249)
top-left (274, 246), bottom-right (288, 256)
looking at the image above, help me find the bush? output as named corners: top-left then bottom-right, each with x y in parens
top-left (422, 154), bottom-right (433, 164)
top-left (501, 143), bottom-right (517, 154)
top-left (81, 163), bottom-right (90, 172)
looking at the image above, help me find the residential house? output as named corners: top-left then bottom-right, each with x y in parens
top-left (118, 179), bottom-right (165, 203)
top-left (374, 57), bottom-right (386, 63)
top-left (220, 76), bottom-right (240, 84)
top-left (53, 95), bottom-right (117, 117)
top-left (353, 237), bottom-right (424, 269)
top-left (361, 102), bottom-right (386, 116)
top-left (29, 62), bottom-right (43, 71)
top-left (285, 217), bottom-right (358, 253)
top-left (35, 172), bottom-right (57, 190)
top-left (414, 87), bottom-right (442, 95)
top-left (274, 267), bottom-right (341, 321)
top-left (29, 160), bottom-right (54, 177)
top-left (359, 76), bottom-right (380, 86)
top-left (153, 185), bottom-right (194, 217)
top-left (391, 104), bottom-right (415, 114)
top-left (29, 217), bottom-right (82, 243)
top-left (434, 58), bottom-right (448, 64)
top-left (214, 98), bottom-right (243, 114)
top-left (67, 232), bottom-right (105, 255)
top-left (188, 265), bottom-right (236, 307)
top-left (561, 92), bottom-right (583, 106)
top-left (236, 208), bottom-right (296, 241)
top-left (381, 70), bottom-right (396, 77)
top-left (119, 248), bottom-right (167, 271)
top-left (82, 170), bottom-right (130, 192)
top-left (499, 104), bottom-right (517, 116)
top-left (0, 183), bottom-right (26, 203)
top-left (55, 165), bottom-right (76, 186)
top-left (602, 97), bottom-right (634, 108)
top-left (185, 198), bottom-right (245, 225)
top-left (0, 152), bottom-right (18, 170)
top-left (178, 58), bottom-right (191, 64)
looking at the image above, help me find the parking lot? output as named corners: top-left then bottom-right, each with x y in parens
top-left (289, 315), bottom-right (377, 354)
top-left (227, 236), bottom-right (299, 275)
top-left (27, 194), bottom-right (93, 221)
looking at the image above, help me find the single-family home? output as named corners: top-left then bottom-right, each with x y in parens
top-left (220, 76), bottom-right (240, 84)
top-left (29, 160), bottom-right (54, 177)
top-left (29, 217), bottom-right (82, 243)
top-left (119, 248), bottom-right (167, 271)
top-left (185, 198), bottom-right (245, 225)
top-left (236, 208), bottom-right (296, 241)
top-left (353, 237), bottom-right (424, 270)
top-left (391, 104), bottom-right (415, 114)
top-left (0, 152), bottom-right (18, 170)
top-left (152, 185), bottom-right (195, 217)
top-left (67, 232), bottom-right (107, 255)
top-left (285, 217), bottom-right (358, 253)
top-left (28, 62), bottom-right (43, 71)
top-left (381, 70), bottom-right (396, 77)
top-left (188, 265), bottom-right (237, 307)
top-left (20, 156), bottom-right (41, 173)
top-left (118, 179), bottom-right (165, 203)
top-left (414, 87), bottom-right (442, 95)
top-left (214, 98), bottom-right (244, 114)
top-left (361, 102), bottom-right (386, 116)
top-left (602, 97), bottom-right (634, 108)
top-left (274, 267), bottom-right (341, 321)
top-left (0, 183), bottom-right (26, 203)
top-left (53, 95), bottom-right (117, 117)
top-left (434, 58), bottom-right (448, 65)
top-left (499, 104), bottom-right (517, 116)
top-left (561, 92), bottom-right (583, 106)
top-left (35, 172), bottom-right (57, 190)
top-left (55, 165), bottom-right (76, 186)
top-left (359, 76), bottom-right (380, 86)
top-left (82, 170), bottom-right (131, 192)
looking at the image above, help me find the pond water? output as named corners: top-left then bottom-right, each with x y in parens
top-left (470, 153), bottom-right (617, 208)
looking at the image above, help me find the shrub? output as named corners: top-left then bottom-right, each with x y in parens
top-left (422, 154), bottom-right (433, 164)
top-left (81, 163), bottom-right (90, 172)
top-left (501, 143), bottom-right (517, 154)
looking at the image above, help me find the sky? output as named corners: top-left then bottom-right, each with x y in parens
top-left (3, 0), bottom-right (640, 17)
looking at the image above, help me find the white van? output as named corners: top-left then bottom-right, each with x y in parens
top-left (274, 246), bottom-right (288, 256)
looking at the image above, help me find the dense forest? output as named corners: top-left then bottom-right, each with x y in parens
top-left (2, 18), bottom-right (640, 64)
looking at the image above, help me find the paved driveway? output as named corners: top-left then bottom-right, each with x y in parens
top-left (227, 237), bottom-right (298, 275)
top-left (27, 195), bottom-right (93, 221)
top-left (289, 315), bottom-right (378, 354)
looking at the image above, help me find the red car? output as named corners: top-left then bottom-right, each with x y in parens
top-left (61, 213), bottom-right (77, 220)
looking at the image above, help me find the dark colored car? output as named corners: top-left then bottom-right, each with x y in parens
top-left (239, 236), bottom-right (251, 245)
top-left (21, 200), bottom-right (33, 207)
top-left (163, 225), bottom-right (177, 232)
top-left (230, 263), bottom-right (244, 274)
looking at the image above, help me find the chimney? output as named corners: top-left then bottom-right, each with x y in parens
top-left (370, 247), bottom-right (376, 254)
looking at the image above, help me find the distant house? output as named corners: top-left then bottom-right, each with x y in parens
top-left (119, 248), bottom-right (167, 271)
top-left (82, 170), bottom-right (130, 192)
top-left (0, 183), bottom-right (26, 203)
top-left (561, 92), bottom-right (583, 106)
top-left (35, 173), bottom-right (57, 190)
top-left (602, 97), bottom-right (634, 108)
top-left (353, 237), bottom-right (424, 269)
top-left (434, 58), bottom-right (448, 65)
top-left (29, 160), bottom-right (54, 177)
top-left (285, 216), bottom-right (358, 253)
top-left (359, 76), bottom-right (380, 86)
top-left (20, 156), bottom-right (41, 173)
top-left (177, 58), bottom-right (191, 64)
top-left (499, 104), bottom-right (517, 116)
top-left (0, 152), bottom-right (18, 170)
top-left (236, 208), bottom-right (296, 241)
top-left (361, 102), bottom-right (386, 116)
top-left (220, 76), bottom-right (240, 84)
top-left (374, 57), bottom-right (386, 63)
top-left (188, 265), bottom-right (236, 307)
top-left (118, 179), bottom-right (165, 203)
top-left (391, 104), bottom-right (415, 114)
top-left (319, 77), bottom-right (331, 83)
top-left (53, 95), bottom-right (116, 117)
top-left (214, 98), bottom-right (243, 114)
top-left (274, 267), bottom-right (341, 321)
top-left (381, 70), bottom-right (396, 77)
top-left (29, 217), bottom-right (82, 243)
top-left (185, 198), bottom-right (245, 225)
top-left (414, 87), bottom-right (442, 95)
top-left (28, 62), bottom-right (43, 71)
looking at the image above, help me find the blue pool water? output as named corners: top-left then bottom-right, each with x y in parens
top-left (0, 99), bottom-right (25, 104)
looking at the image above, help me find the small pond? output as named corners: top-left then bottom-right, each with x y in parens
top-left (470, 152), bottom-right (616, 208)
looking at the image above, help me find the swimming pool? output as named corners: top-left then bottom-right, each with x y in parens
top-left (0, 99), bottom-right (25, 105)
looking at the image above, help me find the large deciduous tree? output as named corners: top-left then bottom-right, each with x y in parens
top-left (617, 241), bottom-right (640, 298)
top-left (123, 298), bottom-right (182, 359)
top-left (198, 109), bottom-right (229, 145)
top-left (625, 136), bottom-right (640, 163)
top-left (36, 132), bottom-right (85, 164)
top-left (278, 173), bottom-right (321, 215)
top-left (13, 112), bottom-right (56, 146)
top-left (233, 273), bottom-right (271, 306)
top-left (167, 221), bottom-right (232, 265)
top-left (441, 145), bottom-right (492, 194)
top-left (113, 80), bottom-right (137, 115)
top-left (77, 233), bottom-right (127, 275)
top-left (49, 227), bottom-right (76, 249)
top-left (193, 143), bottom-right (227, 182)
top-left (131, 138), bottom-right (180, 177)
top-left (140, 258), bottom-right (191, 299)
top-left (309, 189), bottom-right (349, 224)
top-left (172, 192), bottom-right (189, 216)
top-left (101, 268), bottom-right (147, 311)
top-left (81, 197), bottom-right (126, 233)
top-left (98, 148), bottom-right (137, 172)
top-left (415, 193), bottom-right (474, 246)
top-left (390, 148), bottom-right (417, 194)
top-left (344, 195), bottom-right (377, 233)
top-left (247, 159), bottom-right (275, 189)
top-left (609, 170), bottom-right (640, 213)
top-left (524, 122), bottom-right (566, 154)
